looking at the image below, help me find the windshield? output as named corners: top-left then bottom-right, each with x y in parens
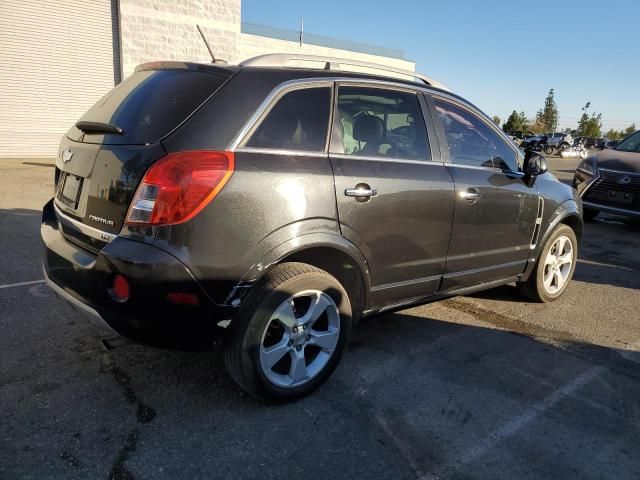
top-left (615, 131), bottom-right (640, 153)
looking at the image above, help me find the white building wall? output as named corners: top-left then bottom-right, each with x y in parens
top-left (118, 0), bottom-right (414, 79)
top-left (0, 0), bottom-right (415, 157)
top-left (119, 0), bottom-right (242, 78)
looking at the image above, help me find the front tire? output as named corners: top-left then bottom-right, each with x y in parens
top-left (544, 145), bottom-right (554, 155)
top-left (223, 262), bottom-right (352, 401)
top-left (517, 224), bottom-right (578, 302)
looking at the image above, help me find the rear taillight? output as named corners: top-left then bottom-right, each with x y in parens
top-left (110, 274), bottom-right (130, 302)
top-left (125, 151), bottom-right (234, 226)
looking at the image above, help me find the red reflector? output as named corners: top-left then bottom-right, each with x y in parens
top-left (111, 275), bottom-right (130, 302)
top-left (166, 292), bottom-right (199, 305)
top-left (125, 150), bottom-right (234, 226)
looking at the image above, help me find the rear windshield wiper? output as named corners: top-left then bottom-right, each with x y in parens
top-left (75, 121), bottom-right (124, 135)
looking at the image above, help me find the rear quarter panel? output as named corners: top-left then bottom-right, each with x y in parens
top-left (152, 151), bottom-right (340, 304)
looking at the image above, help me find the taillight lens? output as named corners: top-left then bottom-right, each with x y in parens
top-left (126, 151), bottom-right (234, 225)
top-left (111, 274), bottom-right (130, 302)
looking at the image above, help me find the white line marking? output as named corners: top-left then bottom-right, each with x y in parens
top-left (0, 279), bottom-right (45, 290)
top-left (577, 258), bottom-right (637, 272)
top-left (421, 365), bottom-right (605, 479)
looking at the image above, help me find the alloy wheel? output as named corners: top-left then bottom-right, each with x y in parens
top-left (259, 290), bottom-right (340, 388)
top-left (543, 235), bottom-right (574, 294)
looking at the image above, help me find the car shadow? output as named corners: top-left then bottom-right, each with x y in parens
top-left (98, 306), bottom-right (640, 406)
top-left (3, 202), bottom-right (640, 478)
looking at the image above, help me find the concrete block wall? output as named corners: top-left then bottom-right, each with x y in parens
top-left (119, 0), bottom-right (241, 78)
top-left (119, 0), bottom-right (414, 79)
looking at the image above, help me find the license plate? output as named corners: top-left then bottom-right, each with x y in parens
top-left (59, 173), bottom-right (83, 207)
top-left (607, 190), bottom-right (634, 205)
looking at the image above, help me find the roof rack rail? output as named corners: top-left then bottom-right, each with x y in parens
top-left (239, 53), bottom-right (450, 91)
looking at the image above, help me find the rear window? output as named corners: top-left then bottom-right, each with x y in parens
top-left (77, 68), bottom-right (229, 145)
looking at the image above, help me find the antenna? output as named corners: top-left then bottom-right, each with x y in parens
top-left (299, 18), bottom-right (304, 47)
top-left (197, 24), bottom-right (216, 63)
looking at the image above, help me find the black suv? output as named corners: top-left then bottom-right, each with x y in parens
top-left (42, 55), bottom-right (583, 401)
top-left (574, 130), bottom-right (640, 219)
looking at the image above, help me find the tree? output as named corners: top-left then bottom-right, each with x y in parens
top-left (577, 102), bottom-right (590, 135)
top-left (536, 89), bottom-right (558, 132)
top-left (605, 129), bottom-right (622, 140)
top-left (503, 110), bottom-right (528, 133)
top-left (492, 116), bottom-right (501, 126)
top-left (576, 102), bottom-right (602, 137)
top-left (603, 124), bottom-right (636, 140)
top-left (529, 115), bottom-right (546, 134)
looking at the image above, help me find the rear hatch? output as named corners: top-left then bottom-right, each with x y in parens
top-left (54, 63), bottom-right (233, 252)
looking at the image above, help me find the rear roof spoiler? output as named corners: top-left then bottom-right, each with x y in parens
top-left (134, 61), bottom-right (238, 74)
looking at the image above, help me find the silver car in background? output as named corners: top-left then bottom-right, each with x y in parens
top-left (545, 132), bottom-right (573, 154)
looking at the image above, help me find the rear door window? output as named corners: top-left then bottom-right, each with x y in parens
top-left (77, 67), bottom-right (230, 145)
top-left (433, 98), bottom-right (518, 171)
top-left (244, 87), bottom-right (331, 152)
top-left (331, 86), bottom-right (430, 161)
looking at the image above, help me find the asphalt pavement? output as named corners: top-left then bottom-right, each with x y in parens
top-left (1, 156), bottom-right (639, 479)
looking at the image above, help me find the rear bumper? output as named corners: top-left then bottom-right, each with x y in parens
top-left (41, 199), bottom-right (234, 349)
top-left (44, 266), bottom-right (117, 335)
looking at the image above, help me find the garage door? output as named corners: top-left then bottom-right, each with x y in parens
top-left (0, 0), bottom-right (120, 158)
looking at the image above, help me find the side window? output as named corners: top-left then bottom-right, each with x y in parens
top-left (491, 134), bottom-right (520, 171)
top-left (245, 87), bottom-right (331, 152)
top-left (331, 86), bottom-right (430, 161)
top-left (433, 98), bottom-right (518, 171)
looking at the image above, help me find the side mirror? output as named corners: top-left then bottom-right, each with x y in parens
top-left (523, 149), bottom-right (548, 187)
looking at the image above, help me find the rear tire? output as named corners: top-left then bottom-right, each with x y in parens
top-left (222, 262), bottom-right (352, 402)
top-left (517, 224), bottom-right (577, 303)
top-left (544, 145), bottom-right (554, 155)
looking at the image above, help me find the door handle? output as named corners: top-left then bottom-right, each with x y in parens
top-left (459, 188), bottom-right (481, 204)
top-left (345, 184), bottom-right (377, 202)
top-left (345, 188), bottom-right (377, 197)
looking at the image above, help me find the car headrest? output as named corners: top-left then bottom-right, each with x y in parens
top-left (353, 115), bottom-right (385, 143)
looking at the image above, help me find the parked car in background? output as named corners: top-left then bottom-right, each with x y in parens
top-left (574, 130), bottom-right (640, 220)
top-left (561, 137), bottom-right (589, 160)
top-left (42, 54), bottom-right (583, 401)
top-left (605, 139), bottom-right (620, 149)
top-left (544, 132), bottom-right (573, 154)
top-left (506, 130), bottom-right (524, 145)
top-left (520, 134), bottom-right (548, 151)
top-left (506, 130), bottom-right (524, 141)
top-left (595, 138), bottom-right (608, 149)
top-left (574, 136), bottom-right (598, 149)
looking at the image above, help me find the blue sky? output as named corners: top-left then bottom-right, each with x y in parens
top-left (242, 0), bottom-right (638, 133)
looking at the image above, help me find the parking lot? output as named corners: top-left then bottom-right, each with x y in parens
top-left (1, 156), bottom-right (639, 479)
